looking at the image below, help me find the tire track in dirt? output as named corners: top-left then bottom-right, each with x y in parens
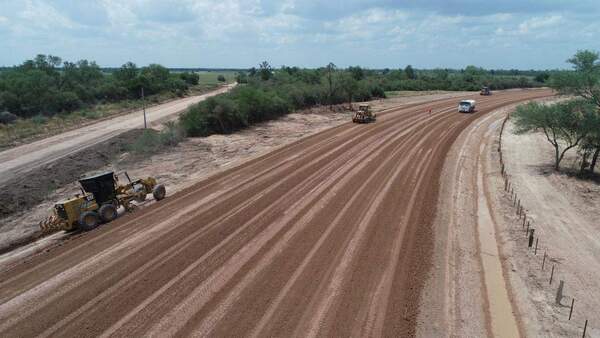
top-left (0, 89), bottom-right (553, 337)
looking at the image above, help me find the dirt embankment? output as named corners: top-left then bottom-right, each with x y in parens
top-left (0, 129), bottom-right (145, 219)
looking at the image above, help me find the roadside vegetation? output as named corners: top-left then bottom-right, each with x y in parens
top-left (513, 50), bottom-right (600, 175)
top-left (180, 62), bottom-right (548, 137)
top-left (0, 55), bottom-right (235, 148)
top-left (127, 122), bottom-right (185, 155)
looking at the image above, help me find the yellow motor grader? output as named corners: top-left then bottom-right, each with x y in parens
top-left (352, 105), bottom-right (376, 123)
top-left (40, 171), bottom-right (166, 232)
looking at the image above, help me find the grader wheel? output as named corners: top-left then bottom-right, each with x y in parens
top-left (79, 211), bottom-right (100, 231)
top-left (152, 184), bottom-right (166, 201)
top-left (99, 204), bottom-right (118, 223)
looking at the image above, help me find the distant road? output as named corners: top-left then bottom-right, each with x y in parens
top-left (0, 84), bottom-right (235, 186)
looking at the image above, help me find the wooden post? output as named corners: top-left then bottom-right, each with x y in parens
top-left (528, 229), bottom-right (535, 247)
top-left (542, 251), bottom-right (547, 270)
top-left (569, 298), bottom-right (574, 320)
top-left (142, 87), bottom-right (147, 129)
top-left (550, 265), bottom-right (555, 285)
top-left (535, 238), bottom-right (539, 255)
top-left (583, 319), bottom-right (588, 337)
top-left (556, 280), bottom-right (564, 305)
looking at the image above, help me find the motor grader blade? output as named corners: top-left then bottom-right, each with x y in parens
top-left (39, 214), bottom-right (68, 233)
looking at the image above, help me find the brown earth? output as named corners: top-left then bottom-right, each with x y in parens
top-left (0, 89), bottom-right (552, 337)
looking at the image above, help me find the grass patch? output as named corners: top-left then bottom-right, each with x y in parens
top-left (195, 71), bottom-right (237, 85)
top-left (127, 122), bottom-right (184, 155)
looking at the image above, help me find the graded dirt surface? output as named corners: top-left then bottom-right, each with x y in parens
top-left (0, 89), bottom-right (552, 337)
top-left (0, 84), bottom-right (235, 187)
top-left (417, 102), bottom-right (541, 338)
top-left (0, 92), bottom-right (471, 253)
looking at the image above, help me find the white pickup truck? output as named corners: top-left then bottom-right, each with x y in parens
top-left (458, 99), bottom-right (476, 113)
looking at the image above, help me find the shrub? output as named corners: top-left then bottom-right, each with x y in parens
top-left (54, 91), bottom-right (82, 112)
top-left (128, 125), bottom-right (183, 154)
top-left (0, 111), bottom-right (18, 124)
top-left (217, 75), bottom-right (226, 82)
top-left (31, 114), bottom-right (48, 125)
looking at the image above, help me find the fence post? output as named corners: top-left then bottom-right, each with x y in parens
top-left (569, 298), bottom-right (575, 320)
top-left (556, 280), bottom-right (564, 305)
top-left (528, 229), bottom-right (535, 247)
top-left (550, 265), bottom-right (555, 285)
top-left (542, 251), bottom-right (547, 270)
top-left (583, 319), bottom-right (588, 337)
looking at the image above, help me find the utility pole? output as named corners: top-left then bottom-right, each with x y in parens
top-left (142, 87), bottom-right (147, 129)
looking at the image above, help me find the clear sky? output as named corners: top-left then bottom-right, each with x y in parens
top-left (0, 0), bottom-right (598, 69)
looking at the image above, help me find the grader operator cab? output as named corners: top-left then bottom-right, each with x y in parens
top-left (352, 105), bottom-right (376, 123)
top-left (40, 171), bottom-right (166, 232)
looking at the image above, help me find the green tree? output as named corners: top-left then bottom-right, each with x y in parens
top-left (534, 72), bottom-right (550, 83)
top-left (348, 66), bottom-right (365, 81)
top-left (258, 61), bottom-right (273, 81)
top-left (325, 62), bottom-right (338, 106)
top-left (513, 100), bottom-right (594, 170)
top-left (551, 50), bottom-right (600, 106)
top-left (551, 50), bottom-right (600, 173)
top-left (404, 65), bottom-right (416, 80)
top-left (339, 73), bottom-right (359, 109)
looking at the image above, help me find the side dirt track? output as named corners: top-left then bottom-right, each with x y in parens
top-left (0, 89), bottom-right (552, 337)
top-left (0, 84), bottom-right (235, 187)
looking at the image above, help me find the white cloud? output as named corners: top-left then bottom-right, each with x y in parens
top-left (0, 0), bottom-right (597, 69)
top-left (20, 0), bottom-right (78, 30)
top-left (518, 15), bottom-right (562, 34)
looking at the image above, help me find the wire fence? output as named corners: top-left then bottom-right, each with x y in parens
top-left (497, 113), bottom-right (591, 338)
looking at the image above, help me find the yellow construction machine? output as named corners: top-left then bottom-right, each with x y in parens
top-left (352, 104), bottom-right (376, 123)
top-left (40, 171), bottom-right (166, 232)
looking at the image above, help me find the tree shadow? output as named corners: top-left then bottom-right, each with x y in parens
top-left (529, 163), bottom-right (600, 184)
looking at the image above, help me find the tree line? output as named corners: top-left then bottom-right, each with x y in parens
top-left (179, 62), bottom-right (548, 137)
top-left (514, 50), bottom-right (600, 174)
top-left (180, 62), bottom-right (386, 136)
top-left (0, 55), bottom-right (200, 120)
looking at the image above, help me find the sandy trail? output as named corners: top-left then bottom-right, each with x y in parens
top-left (0, 84), bottom-right (235, 186)
top-left (0, 89), bottom-right (552, 337)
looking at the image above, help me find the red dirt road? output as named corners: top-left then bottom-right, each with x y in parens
top-left (0, 89), bottom-right (552, 337)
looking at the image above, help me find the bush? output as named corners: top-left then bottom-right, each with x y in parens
top-left (217, 75), bottom-right (226, 82)
top-left (128, 124), bottom-right (184, 154)
top-left (0, 111), bottom-right (18, 124)
top-left (54, 91), bottom-right (82, 112)
top-left (31, 114), bottom-right (48, 125)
